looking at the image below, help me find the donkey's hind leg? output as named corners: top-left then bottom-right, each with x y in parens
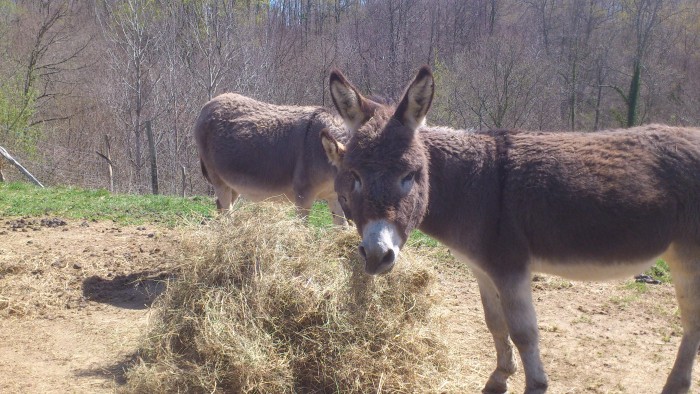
top-left (473, 269), bottom-right (518, 394)
top-left (213, 184), bottom-right (237, 212)
top-left (662, 243), bottom-right (700, 394)
top-left (209, 175), bottom-right (238, 212)
top-left (201, 162), bottom-right (238, 212)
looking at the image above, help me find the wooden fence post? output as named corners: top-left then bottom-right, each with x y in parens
top-left (145, 121), bottom-right (159, 195)
top-left (96, 135), bottom-right (114, 192)
top-left (0, 145), bottom-right (44, 187)
top-left (181, 164), bottom-right (186, 198)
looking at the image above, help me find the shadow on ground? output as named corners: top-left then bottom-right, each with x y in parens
top-left (82, 271), bottom-right (172, 310)
top-left (73, 353), bottom-right (139, 386)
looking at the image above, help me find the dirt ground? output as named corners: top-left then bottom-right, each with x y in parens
top-left (0, 217), bottom-right (698, 393)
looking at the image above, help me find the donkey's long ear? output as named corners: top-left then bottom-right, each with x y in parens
top-left (321, 129), bottom-right (346, 168)
top-left (329, 69), bottom-right (377, 134)
top-left (394, 66), bottom-right (434, 132)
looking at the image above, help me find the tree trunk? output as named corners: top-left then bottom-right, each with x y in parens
top-left (489, 0), bottom-right (497, 35)
top-left (626, 58), bottom-right (641, 127)
top-left (569, 59), bottom-right (578, 131)
top-left (181, 165), bottom-right (186, 198)
top-left (146, 121), bottom-right (159, 195)
top-left (594, 83), bottom-right (603, 131)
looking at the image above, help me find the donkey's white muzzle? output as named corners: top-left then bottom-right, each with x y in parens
top-left (359, 219), bottom-right (402, 275)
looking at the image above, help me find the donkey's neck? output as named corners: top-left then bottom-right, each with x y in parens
top-left (416, 127), bottom-right (502, 255)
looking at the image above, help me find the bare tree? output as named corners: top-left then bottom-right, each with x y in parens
top-left (526, 0), bottom-right (555, 55)
top-left (97, 0), bottom-right (164, 191)
top-left (175, 1), bottom-right (240, 101)
top-left (457, 36), bottom-right (549, 129)
top-left (1, 0), bottom-right (90, 150)
top-left (2, 0), bottom-right (699, 194)
top-left (599, 0), bottom-right (665, 127)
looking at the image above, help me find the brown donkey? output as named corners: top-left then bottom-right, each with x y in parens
top-left (321, 66), bottom-right (700, 393)
top-left (194, 87), bottom-right (381, 225)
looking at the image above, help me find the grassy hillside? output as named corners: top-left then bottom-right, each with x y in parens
top-left (0, 182), bottom-right (215, 226)
top-left (0, 181), bottom-right (337, 227)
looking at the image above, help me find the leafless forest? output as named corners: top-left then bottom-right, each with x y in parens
top-left (1, 0), bottom-right (698, 195)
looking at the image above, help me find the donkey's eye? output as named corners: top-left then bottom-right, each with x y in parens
top-left (339, 195), bottom-right (347, 203)
top-left (400, 171), bottom-right (416, 193)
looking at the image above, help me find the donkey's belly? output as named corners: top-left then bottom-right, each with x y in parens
top-left (451, 250), bottom-right (661, 282)
top-left (234, 183), bottom-right (296, 203)
top-left (530, 258), bottom-right (659, 281)
top-left (224, 171), bottom-right (335, 204)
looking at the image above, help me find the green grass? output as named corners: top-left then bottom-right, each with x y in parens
top-left (0, 181), bottom-right (215, 226)
top-left (625, 281), bottom-right (651, 293)
top-left (308, 201), bottom-right (335, 228)
top-left (0, 181), bottom-right (443, 246)
top-left (645, 259), bottom-right (672, 283)
top-left (407, 230), bottom-right (440, 248)
top-left (624, 259), bottom-right (673, 293)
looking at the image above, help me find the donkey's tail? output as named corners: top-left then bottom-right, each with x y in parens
top-left (200, 159), bottom-right (212, 184)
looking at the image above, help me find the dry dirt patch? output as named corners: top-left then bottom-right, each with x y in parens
top-left (0, 217), bottom-right (698, 393)
top-left (440, 265), bottom-right (699, 393)
top-left (0, 217), bottom-right (177, 393)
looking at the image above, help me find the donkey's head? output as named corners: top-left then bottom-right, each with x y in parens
top-left (322, 66), bottom-right (434, 275)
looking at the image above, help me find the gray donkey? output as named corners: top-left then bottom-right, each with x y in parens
top-left (322, 66), bottom-right (700, 393)
top-left (194, 85), bottom-right (381, 225)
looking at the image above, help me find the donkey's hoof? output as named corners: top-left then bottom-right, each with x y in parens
top-left (524, 381), bottom-right (548, 394)
top-left (482, 389), bottom-right (507, 394)
top-left (661, 379), bottom-right (691, 394)
top-left (481, 381), bottom-right (508, 394)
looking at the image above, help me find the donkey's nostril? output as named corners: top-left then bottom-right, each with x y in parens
top-left (358, 245), bottom-right (367, 259)
top-left (381, 249), bottom-right (395, 265)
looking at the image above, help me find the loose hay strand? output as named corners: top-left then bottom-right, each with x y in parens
top-left (123, 202), bottom-right (456, 393)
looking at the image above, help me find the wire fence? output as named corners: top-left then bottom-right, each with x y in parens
top-left (1, 142), bottom-right (212, 198)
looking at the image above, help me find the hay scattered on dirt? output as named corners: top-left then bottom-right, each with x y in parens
top-left (123, 203), bottom-right (454, 393)
top-left (0, 219), bottom-right (176, 318)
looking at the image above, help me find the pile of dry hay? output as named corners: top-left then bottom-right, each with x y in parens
top-left (124, 203), bottom-right (454, 393)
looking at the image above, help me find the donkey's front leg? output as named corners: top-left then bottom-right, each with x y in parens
top-left (473, 270), bottom-right (517, 394)
top-left (494, 270), bottom-right (548, 394)
top-left (294, 197), bottom-right (312, 221)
